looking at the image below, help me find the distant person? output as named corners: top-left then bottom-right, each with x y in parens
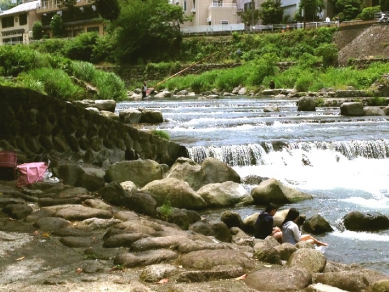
top-left (142, 81), bottom-right (147, 99)
top-left (254, 203), bottom-right (282, 242)
top-left (325, 16), bottom-right (330, 23)
top-left (269, 80), bottom-right (275, 89)
top-left (282, 208), bottom-right (328, 246)
top-left (378, 13), bottom-right (386, 22)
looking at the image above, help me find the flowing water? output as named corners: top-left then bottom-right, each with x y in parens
top-left (117, 97), bottom-right (389, 274)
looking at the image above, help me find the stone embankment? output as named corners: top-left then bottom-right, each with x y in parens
top-left (0, 86), bottom-right (187, 168)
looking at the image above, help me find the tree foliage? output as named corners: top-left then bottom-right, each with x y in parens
top-left (380, 0), bottom-right (389, 12)
top-left (112, 0), bottom-right (187, 64)
top-left (333, 0), bottom-right (362, 19)
top-left (238, 9), bottom-right (260, 27)
top-left (94, 0), bottom-right (120, 21)
top-left (298, 0), bottom-right (325, 21)
top-left (258, 0), bottom-right (283, 25)
top-left (50, 14), bottom-right (66, 38)
top-left (360, 6), bottom-right (381, 20)
top-left (32, 21), bottom-right (44, 40)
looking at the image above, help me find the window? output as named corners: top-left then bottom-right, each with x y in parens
top-left (221, 20), bottom-right (229, 24)
top-left (184, 0), bottom-right (186, 11)
top-left (19, 14), bottom-right (27, 25)
top-left (87, 26), bottom-right (99, 33)
top-left (2, 16), bottom-right (14, 28)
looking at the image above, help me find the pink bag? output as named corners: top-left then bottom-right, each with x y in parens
top-left (17, 162), bottom-right (48, 187)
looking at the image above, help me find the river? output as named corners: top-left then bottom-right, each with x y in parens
top-left (117, 97), bottom-right (389, 274)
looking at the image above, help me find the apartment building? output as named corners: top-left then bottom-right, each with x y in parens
top-left (0, 0), bottom-right (39, 45)
top-left (173, 0), bottom-right (239, 26)
top-left (0, 0), bottom-right (104, 44)
top-left (36, 0), bottom-right (104, 38)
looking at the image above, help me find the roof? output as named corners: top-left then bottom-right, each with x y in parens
top-left (0, 1), bottom-right (39, 16)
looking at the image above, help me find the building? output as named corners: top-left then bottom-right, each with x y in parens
top-left (0, 0), bottom-right (104, 45)
top-left (0, 0), bottom-right (39, 45)
top-left (173, 0), bottom-right (239, 26)
top-left (36, 0), bottom-right (104, 38)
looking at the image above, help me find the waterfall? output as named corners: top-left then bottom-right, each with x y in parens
top-left (187, 139), bottom-right (389, 166)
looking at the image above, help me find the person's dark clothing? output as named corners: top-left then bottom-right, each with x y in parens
top-left (269, 80), bottom-right (275, 89)
top-left (254, 211), bottom-right (274, 239)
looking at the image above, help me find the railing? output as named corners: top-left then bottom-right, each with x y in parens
top-left (182, 23), bottom-right (244, 34)
top-left (210, 3), bottom-right (237, 8)
top-left (38, 0), bottom-right (93, 12)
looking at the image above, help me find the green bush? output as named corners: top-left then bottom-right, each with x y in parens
top-left (314, 44), bottom-right (338, 67)
top-left (63, 32), bottom-right (99, 62)
top-left (360, 6), bottom-right (381, 20)
top-left (248, 53), bottom-right (278, 86)
top-left (21, 68), bottom-right (84, 100)
top-left (94, 71), bottom-right (127, 100)
top-left (295, 73), bottom-right (315, 91)
top-left (151, 129), bottom-right (170, 140)
top-left (366, 96), bottom-right (388, 106)
top-left (71, 61), bottom-right (96, 82)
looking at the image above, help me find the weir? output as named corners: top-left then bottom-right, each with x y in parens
top-left (187, 139), bottom-right (389, 166)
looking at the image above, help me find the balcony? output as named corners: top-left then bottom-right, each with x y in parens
top-left (210, 3), bottom-right (237, 8)
top-left (37, 0), bottom-right (94, 14)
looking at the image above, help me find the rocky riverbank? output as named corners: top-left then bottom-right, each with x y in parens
top-left (1, 156), bottom-right (389, 292)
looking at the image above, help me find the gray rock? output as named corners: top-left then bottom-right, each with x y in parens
top-left (178, 249), bottom-right (256, 271)
top-left (114, 249), bottom-right (178, 267)
top-left (139, 109), bottom-right (163, 123)
top-left (287, 248), bottom-right (326, 273)
top-left (140, 264), bottom-right (178, 282)
top-left (131, 235), bottom-right (187, 251)
top-left (220, 210), bottom-right (244, 229)
top-left (33, 217), bottom-right (71, 231)
top-left (303, 214), bottom-right (334, 234)
top-left (57, 164), bottom-right (85, 186)
top-left (244, 268), bottom-right (312, 291)
top-left (2, 203), bottom-right (33, 219)
top-left (103, 233), bottom-right (146, 248)
top-left (121, 191), bottom-right (157, 217)
top-left (343, 211), bottom-right (389, 231)
top-left (119, 108), bottom-right (142, 124)
top-left (141, 177), bottom-right (207, 209)
top-left (274, 242), bottom-right (298, 261)
top-left (306, 283), bottom-right (349, 292)
top-left (197, 181), bottom-right (254, 207)
top-left (253, 244), bottom-right (282, 264)
top-left (340, 102), bottom-right (365, 116)
top-left (176, 265), bottom-right (244, 283)
top-left (251, 178), bottom-right (313, 204)
top-left (298, 96), bottom-right (317, 111)
top-left (105, 159), bottom-right (163, 187)
top-left (60, 236), bottom-right (93, 248)
top-left (49, 204), bottom-right (113, 220)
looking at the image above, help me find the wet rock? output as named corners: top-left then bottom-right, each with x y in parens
top-left (298, 96), bottom-right (317, 111)
top-left (343, 211), bottom-right (389, 231)
top-left (340, 102), bottom-right (364, 116)
top-left (303, 214), bottom-right (334, 234)
top-left (103, 233), bottom-right (146, 248)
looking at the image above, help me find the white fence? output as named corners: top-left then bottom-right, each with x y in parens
top-left (182, 23), bottom-right (245, 34)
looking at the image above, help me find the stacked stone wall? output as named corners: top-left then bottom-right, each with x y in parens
top-left (0, 86), bottom-right (188, 167)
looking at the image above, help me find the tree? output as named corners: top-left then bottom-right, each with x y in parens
top-left (298, 0), bottom-right (325, 22)
top-left (332, 0), bottom-right (361, 19)
top-left (0, 0), bottom-right (12, 10)
top-left (238, 9), bottom-right (260, 27)
top-left (32, 21), bottom-right (44, 40)
top-left (50, 14), bottom-right (66, 38)
top-left (380, 0), bottom-right (389, 12)
top-left (258, 0), bottom-right (284, 25)
top-left (112, 0), bottom-right (188, 64)
top-left (94, 0), bottom-right (120, 21)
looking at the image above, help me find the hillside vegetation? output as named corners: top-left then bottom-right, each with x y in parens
top-left (1, 27), bottom-right (389, 98)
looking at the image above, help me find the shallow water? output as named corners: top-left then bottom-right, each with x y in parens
top-left (118, 97), bottom-right (389, 274)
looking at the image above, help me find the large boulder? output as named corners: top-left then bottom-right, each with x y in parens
top-left (119, 109), bottom-right (142, 124)
top-left (303, 214), bottom-right (334, 234)
top-left (340, 102), bottom-right (364, 116)
top-left (196, 181), bottom-right (254, 207)
top-left (220, 210), bottom-right (244, 229)
top-left (298, 96), bottom-right (316, 111)
top-left (343, 211), bottom-right (389, 231)
top-left (139, 109), bottom-right (163, 123)
top-left (105, 159), bottom-right (163, 187)
top-left (287, 248), bottom-right (327, 273)
top-left (167, 157), bottom-right (241, 191)
top-left (166, 157), bottom-right (203, 190)
top-left (201, 157), bottom-right (241, 186)
top-left (244, 268), bottom-right (312, 291)
top-left (251, 178), bottom-right (313, 204)
top-left (141, 177), bottom-right (207, 209)
top-left (364, 106), bottom-right (385, 116)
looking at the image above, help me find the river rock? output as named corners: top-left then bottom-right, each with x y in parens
top-left (287, 248), bottom-right (326, 273)
top-left (114, 249), bottom-right (178, 267)
top-left (274, 242), bottom-right (298, 261)
top-left (315, 269), bottom-right (389, 291)
top-left (306, 283), bottom-right (349, 292)
top-left (139, 109), bottom-right (163, 123)
top-left (45, 204), bottom-right (113, 220)
top-left (197, 181), bottom-right (254, 207)
top-left (119, 108), bottom-right (142, 124)
top-left (220, 210), bottom-right (244, 228)
top-left (303, 214), bottom-right (334, 234)
top-left (105, 159), bottom-right (163, 187)
top-left (251, 178), bottom-right (313, 204)
top-left (340, 102), bottom-right (365, 116)
top-left (176, 265), bottom-right (244, 283)
top-left (253, 244), bottom-right (282, 264)
top-left (178, 249), bottom-right (257, 271)
top-left (364, 106), bottom-right (385, 116)
top-left (370, 279), bottom-right (389, 292)
top-left (33, 217), bottom-right (71, 232)
top-left (2, 203), bottom-right (33, 219)
top-left (103, 233), bottom-right (146, 248)
top-left (140, 264), bottom-right (178, 282)
top-left (244, 267), bottom-right (312, 291)
top-left (201, 157), bottom-right (241, 186)
top-left (141, 177), bottom-right (207, 209)
top-left (298, 96), bottom-right (317, 111)
top-left (343, 211), bottom-right (389, 231)
top-left (166, 157), bottom-right (203, 190)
